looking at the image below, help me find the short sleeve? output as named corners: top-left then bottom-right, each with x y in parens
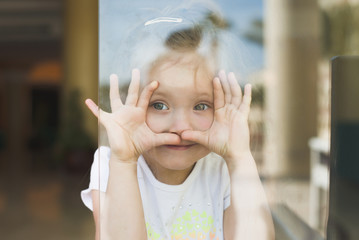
top-left (80, 146), bottom-right (111, 211)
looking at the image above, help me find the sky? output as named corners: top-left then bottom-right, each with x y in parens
top-left (99, 0), bottom-right (264, 84)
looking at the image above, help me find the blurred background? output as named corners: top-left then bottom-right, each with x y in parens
top-left (0, 0), bottom-right (97, 239)
top-left (0, 0), bottom-right (358, 239)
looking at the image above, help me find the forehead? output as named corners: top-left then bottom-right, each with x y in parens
top-left (148, 51), bottom-right (214, 89)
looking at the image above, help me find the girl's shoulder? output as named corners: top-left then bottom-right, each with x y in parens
top-left (198, 152), bottom-right (229, 179)
top-left (202, 152), bottom-right (227, 167)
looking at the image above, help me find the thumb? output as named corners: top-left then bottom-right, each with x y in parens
top-left (181, 130), bottom-right (209, 147)
top-left (152, 133), bottom-right (181, 147)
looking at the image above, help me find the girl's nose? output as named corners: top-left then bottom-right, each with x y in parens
top-left (169, 111), bottom-right (192, 136)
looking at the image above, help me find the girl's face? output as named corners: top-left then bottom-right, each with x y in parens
top-left (143, 52), bottom-right (214, 184)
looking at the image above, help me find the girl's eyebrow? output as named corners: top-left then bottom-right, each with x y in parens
top-left (153, 88), bottom-right (212, 97)
top-left (151, 91), bottom-right (213, 103)
top-left (150, 90), bottom-right (167, 97)
top-left (195, 92), bottom-right (213, 100)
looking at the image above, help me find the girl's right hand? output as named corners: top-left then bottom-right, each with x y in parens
top-left (85, 69), bottom-right (181, 163)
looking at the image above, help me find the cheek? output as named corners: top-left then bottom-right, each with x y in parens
top-left (194, 112), bottom-right (213, 130)
top-left (146, 111), bottom-right (165, 133)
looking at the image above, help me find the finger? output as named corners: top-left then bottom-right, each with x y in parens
top-left (137, 81), bottom-right (159, 109)
top-left (152, 133), bottom-right (181, 147)
top-left (239, 84), bottom-right (252, 115)
top-left (181, 130), bottom-right (209, 147)
top-left (218, 70), bottom-right (231, 104)
top-left (213, 77), bottom-right (225, 110)
top-left (125, 69), bottom-right (140, 106)
top-left (228, 72), bottom-right (242, 107)
top-left (109, 74), bottom-right (123, 112)
top-left (85, 99), bottom-right (110, 125)
top-left (85, 98), bottom-right (99, 118)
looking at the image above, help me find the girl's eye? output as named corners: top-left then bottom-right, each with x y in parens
top-left (194, 103), bottom-right (209, 111)
top-left (152, 102), bottom-right (169, 110)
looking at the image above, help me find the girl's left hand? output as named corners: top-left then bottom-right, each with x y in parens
top-left (181, 70), bottom-right (252, 164)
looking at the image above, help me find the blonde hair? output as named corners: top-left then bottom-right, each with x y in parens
top-left (113, 1), bottom-right (245, 87)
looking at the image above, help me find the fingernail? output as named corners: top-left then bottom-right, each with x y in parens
top-left (151, 81), bottom-right (158, 88)
top-left (110, 74), bottom-right (117, 80)
top-left (246, 84), bottom-right (252, 91)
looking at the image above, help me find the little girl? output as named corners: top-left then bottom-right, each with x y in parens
top-left (81, 14), bottom-right (274, 240)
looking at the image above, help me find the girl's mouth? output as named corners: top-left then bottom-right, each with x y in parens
top-left (164, 144), bottom-right (196, 150)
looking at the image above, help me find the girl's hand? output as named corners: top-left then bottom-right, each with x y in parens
top-left (182, 70), bottom-right (252, 165)
top-left (85, 69), bottom-right (181, 162)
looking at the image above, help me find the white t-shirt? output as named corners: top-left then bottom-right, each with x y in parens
top-left (81, 146), bottom-right (231, 240)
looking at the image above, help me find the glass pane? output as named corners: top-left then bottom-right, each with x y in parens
top-left (88, 0), bottom-right (359, 239)
top-left (96, 0), bottom-right (274, 239)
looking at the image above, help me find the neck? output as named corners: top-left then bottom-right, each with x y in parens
top-left (146, 160), bottom-right (195, 185)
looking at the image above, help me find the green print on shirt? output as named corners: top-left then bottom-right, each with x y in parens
top-left (146, 210), bottom-right (219, 240)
